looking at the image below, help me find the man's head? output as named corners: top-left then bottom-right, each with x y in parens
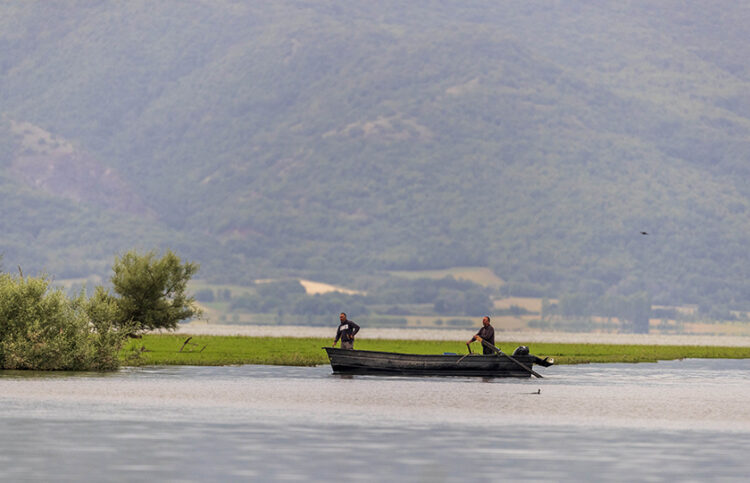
top-left (340, 312), bottom-right (347, 322)
top-left (482, 316), bottom-right (491, 326)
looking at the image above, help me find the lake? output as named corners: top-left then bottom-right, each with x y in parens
top-left (2, 359), bottom-right (749, 481)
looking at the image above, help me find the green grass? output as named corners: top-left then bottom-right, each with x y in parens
top-left (121, 335), bottom-right (750, 367)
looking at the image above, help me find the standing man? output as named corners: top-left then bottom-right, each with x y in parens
top-left (333, 312), bottom-right (360, 350)
top-left (467, 316), bottom-right (495, 354)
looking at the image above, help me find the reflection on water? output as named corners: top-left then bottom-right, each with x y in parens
top-left (2, 359), bottom-right (750, 482)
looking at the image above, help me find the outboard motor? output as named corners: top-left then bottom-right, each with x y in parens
top-left (512, 345), bottom-right (529, 356)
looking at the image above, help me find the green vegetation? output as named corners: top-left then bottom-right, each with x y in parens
top-left (189, 275), bottom-right (732, 335)
top-left (110, 249), bottom-right (201, 333)
top-left (389, 268), bottom-right (505, 290)
top-left (543, 292), bottom-right (652, 334)
top-left (0, 273), bottom-right (125, 371)
top-left (0, 250), bottom-right (200, 371)
top-left (124, 334), bottom-right (750, 367)
top-left (3, 2), bottom-right (750, 317)
top-left (192, 275), bottom-right (493, 328)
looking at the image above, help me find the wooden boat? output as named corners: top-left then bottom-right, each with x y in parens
top-left (323, 346), bottom-right (554, 378)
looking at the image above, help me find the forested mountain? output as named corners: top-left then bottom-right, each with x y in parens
top-left (2, 1), bottom-right (750, 310)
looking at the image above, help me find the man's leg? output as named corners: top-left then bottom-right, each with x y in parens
top-left (341, 340), bottom-right (353, 350)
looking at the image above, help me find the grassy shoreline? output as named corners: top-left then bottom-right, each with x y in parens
top-left (122, 334), bottom-right (750, 367)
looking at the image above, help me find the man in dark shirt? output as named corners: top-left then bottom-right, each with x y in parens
top-left (333, 312), bottom-right (360, 350)
top-left (466, 316), bottom-right (495, 354)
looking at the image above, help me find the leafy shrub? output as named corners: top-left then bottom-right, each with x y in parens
top-left (0, 274), bottom-right (127, 370)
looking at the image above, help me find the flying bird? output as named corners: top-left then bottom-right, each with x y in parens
top-left (640, 231), bottom-right (648, 235)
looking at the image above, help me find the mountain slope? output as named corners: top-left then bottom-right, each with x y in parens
top-left (2, 1), bottom-right (750, 308)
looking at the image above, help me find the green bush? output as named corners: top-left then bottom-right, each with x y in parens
top-left (111, 249), bottom-right (201, 333)
top-left (0, 274), bottom-right (127, 371)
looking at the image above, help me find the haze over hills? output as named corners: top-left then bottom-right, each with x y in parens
top-left (2, 1), bottom-right (750, 311)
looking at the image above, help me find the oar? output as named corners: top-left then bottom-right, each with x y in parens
top-left (456, 343), bottom-right (473, 364)
top-left (480, 340), bottom-right (543, 378)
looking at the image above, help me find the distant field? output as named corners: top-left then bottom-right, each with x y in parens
top-left (188, 280), bottom-right (255, 296)
top-left (57, 275), bottom-right (750, 337)
top-left (298, 279), bottom-right (364, 295)
top-left (680, 321), bottom-right (750, 337)
top-left (389, 267), bottom-right (505, 288)
top-left (493, 297), bottom-right (548, 313)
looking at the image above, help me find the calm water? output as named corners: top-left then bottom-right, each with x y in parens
top-left (1, 359), bottom-right (749, 482)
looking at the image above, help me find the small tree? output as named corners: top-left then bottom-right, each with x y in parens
top-left (111, 249), bottom-right (201, 332)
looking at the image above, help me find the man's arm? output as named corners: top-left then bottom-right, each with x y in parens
top-left (467, 328), bottom-right (483, 344)
top-left (349, 321), bottom-right (360, 337)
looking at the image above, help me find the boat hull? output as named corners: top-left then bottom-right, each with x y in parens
top-left (324, 347), bottom-right (552, 377)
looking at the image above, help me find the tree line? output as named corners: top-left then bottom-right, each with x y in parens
top-left (542, 292), bottom-right (652, 334)
top-left (224, 276), bottom-right (493, 319)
